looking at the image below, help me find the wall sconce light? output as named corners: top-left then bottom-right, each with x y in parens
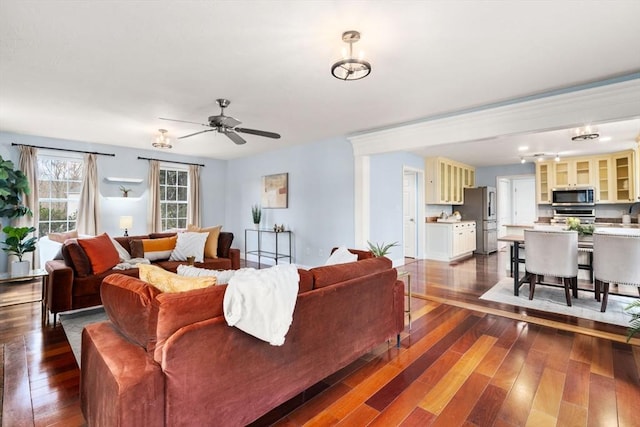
top-left (119, 216), bottom-right (133, 237)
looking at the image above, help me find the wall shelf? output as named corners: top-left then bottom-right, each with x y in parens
top-left (104, 196), bottom-right (143, 201)
top-left (105, 177), bottom-right (143, 184)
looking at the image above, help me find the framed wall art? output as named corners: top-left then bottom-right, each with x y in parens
top-left (261, 173), bottom-right (288, 208)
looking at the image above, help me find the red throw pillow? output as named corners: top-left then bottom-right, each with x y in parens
top-left (77, 233), bottom-right (120, 274)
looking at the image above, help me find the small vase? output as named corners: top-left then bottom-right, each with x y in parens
top-left (254, 223), bottom-right (260, 230)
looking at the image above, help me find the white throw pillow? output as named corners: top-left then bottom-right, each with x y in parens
top-left (169, 232), bottom-right (208, 263)
top-left (325, 246), bottom-right (358, 266)
top-left (109, 235), bottom-right (132, 261)
top-left (176, 264), bottom-right (238, 285)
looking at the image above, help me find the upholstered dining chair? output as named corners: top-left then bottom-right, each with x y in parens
top-left (524, 229), bottom-right (578, 306)
top-left (593, 230), bottom-right (640, 312)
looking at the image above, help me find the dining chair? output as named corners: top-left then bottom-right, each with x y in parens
top-left (593, 230), bottom-right (640, 312)
top-left (524, 229), bottom-right (578, 306)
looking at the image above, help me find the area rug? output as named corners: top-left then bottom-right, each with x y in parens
top-left (59, 306), bottom-right (108, 367)
top-left (480, 278), bottom-right (636, 328)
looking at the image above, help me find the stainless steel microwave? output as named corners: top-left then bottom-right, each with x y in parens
top-left (551, 187), bottom-right (595, 206)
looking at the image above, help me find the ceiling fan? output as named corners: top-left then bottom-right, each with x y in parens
top-left (159, 99), bottom-right (281, 145)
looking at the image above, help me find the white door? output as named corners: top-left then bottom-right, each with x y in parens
top-left (513, 177), bottom-right (536, 225)
top-left (403, 171), bottom-right (417, 258)
top-left (497, 178), bottom-right (511, 249)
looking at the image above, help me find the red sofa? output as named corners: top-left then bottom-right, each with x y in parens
top-left (80, 255), bottom-right (404, 427)
top-left (44, 232), bottom-right (240, 323)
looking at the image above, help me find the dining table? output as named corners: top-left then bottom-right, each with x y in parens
top-left (497, 234), bottom-right (594, 296)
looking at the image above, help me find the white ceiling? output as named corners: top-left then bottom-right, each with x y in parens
top-left (1, 0), bottom-right (639, 163)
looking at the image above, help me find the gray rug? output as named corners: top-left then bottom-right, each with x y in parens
top-left (480, 278), bottom-right (637, 327)
top-left (59, 306), bottom-right (108, 367)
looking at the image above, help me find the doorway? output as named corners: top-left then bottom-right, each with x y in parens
top-left (403, 170), bottom-right (418, 258)
top-left (496, 175), bottom-right (536, 247)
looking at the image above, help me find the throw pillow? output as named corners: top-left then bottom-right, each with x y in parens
top-left (187, 224), bottom-right (222, 258)
top-left (109, 235), bottom-right (132, 261)
top-left (77, 233), bottom-right (120, 274)
top-left (325, 246), bottom-right (358, 266)
top-left (48, 229), bottom-right (78, 243)
top-left (169, 232), bottom-right (208, 263)
top-left (177, 264), bottom-right (237, 285)
top-left (130, 236), bottom-right (177, 261)
top-left (138, 264), bottom-right (216, 293)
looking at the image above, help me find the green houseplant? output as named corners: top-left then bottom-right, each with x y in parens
top-left (625, 300), bottom-right (640, 342)
top-left (251, 204), bottom-right (262, 228)
top-left (2, 225), bottom-right (37, 261)
top-left (367, 241), bottom-right (399, 257)
top-left (0, 155), bottom-right (35, 275)
top-left (0, 155), bottom-right (31, 218)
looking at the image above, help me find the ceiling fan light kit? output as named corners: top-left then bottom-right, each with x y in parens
top-left (331, 30), bottom-right (371, 81)
top-left (160, 99), bottom-right (281, 145)
top-left (152, 129), bottom-right (172, 149)
top-left (571, 125), bottom-right (599, 141)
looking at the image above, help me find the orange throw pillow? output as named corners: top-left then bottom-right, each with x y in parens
top-left (77, 233), bottom-right (120, 274)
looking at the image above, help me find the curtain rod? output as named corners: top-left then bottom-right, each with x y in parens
top-left (11, 143), bottom-right (115, 157)
top-left (137, 156), bottom-right (205, 167)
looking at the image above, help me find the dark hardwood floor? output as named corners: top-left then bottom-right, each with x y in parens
top-left (1, 251), bottom-right (638, 426)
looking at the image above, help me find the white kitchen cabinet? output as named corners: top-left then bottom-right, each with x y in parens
top-left (425, 157), bottom-right (475, 205)
top-left (612, 151), bottom-right (636, 202)
top-left (426, 221), bottom-right (476, 262)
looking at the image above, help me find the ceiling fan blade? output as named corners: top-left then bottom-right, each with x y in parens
top-left (159, 117), bottom-right (209, 127)
top-left (178, 129), bottom-right (215, 139)
top-left (217, 115), bottom-right (241, 128)
top-left (235, 127), bottom-right (281, 139)
top-left (223, 130), bottom-right (247, 145)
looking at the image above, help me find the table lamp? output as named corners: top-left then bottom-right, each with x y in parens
top-left (119, 216), bottom-right (133, 237)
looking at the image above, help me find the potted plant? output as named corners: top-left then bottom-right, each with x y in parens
top-left (1, 155), bottom-right (34, 275)
top-left (119, 185), bottom-right (132, 197)
top-left (251, 204), bottom-right (262, 228)
top-left (625, 300), bottom-right (640, 342)
top-left (2, 226), bottom-right (37, 275)
top-left (367, 241), bottom-right (399, 257)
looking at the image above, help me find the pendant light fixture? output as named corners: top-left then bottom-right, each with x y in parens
top-left (331, 30), bottom-right (371, 81)
top-left (571, 125), bottom-right (599, 141)
top-left (152, 129), bottom-right (172, 149)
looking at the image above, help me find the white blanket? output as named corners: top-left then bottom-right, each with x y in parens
top-left (223, 264), bottom-right (299, 346)
top-left (112, 257), bottom-right (151, 270)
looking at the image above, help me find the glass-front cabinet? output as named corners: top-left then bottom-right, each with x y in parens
top-left (536, 162), bottom-right (551, 204)
top-left (595, 157), bottom-right (612, 203)
top-left (535, 149), bottom-right (637, 204)
top-left (553, 158), bottom-right (593, 188)
top-left (612, 152), bottom-right (635, 202)
top-left (426, 157), bottom-right (475, 205)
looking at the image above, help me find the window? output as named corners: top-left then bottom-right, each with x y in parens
top-left (37, 155), bottom-right (83, 237)
top-left (159, 167), bottom-right (189, 230)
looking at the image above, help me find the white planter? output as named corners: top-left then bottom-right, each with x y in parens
top-left (11, 260), bottom-right (30, 276)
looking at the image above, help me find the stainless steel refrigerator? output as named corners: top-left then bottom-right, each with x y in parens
top-left (455, 186), bottom-right (497, 254)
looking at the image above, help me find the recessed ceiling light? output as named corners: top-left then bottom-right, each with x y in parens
top-left (518, 146), bottom-right (529, 151)
top-left (599, 136), bottom-right (612, 142)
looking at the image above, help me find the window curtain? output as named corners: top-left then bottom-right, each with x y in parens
top-left (76, 154), bottom-right (100, 235)
top-left (148, 160), bottom-right (161, 233)
top-left (188, 164), bottom-right (201, 227)
top-left (18, 146), bottom-right (39, 267)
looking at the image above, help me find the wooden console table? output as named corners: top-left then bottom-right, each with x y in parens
top-left (245, 229), bottom-right (293, 268)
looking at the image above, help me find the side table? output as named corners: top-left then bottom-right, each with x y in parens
top-left (397, 270), bottom-right (412, 330)
top-left (0, 269), bottom-right (48, 312)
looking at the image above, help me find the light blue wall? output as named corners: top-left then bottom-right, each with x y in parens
top-left (475, 163), bottom-right (535, 187)
top-left (225, 136), bottom-right (354, 268)
top-left (0, 131), bottom-right (227, 272)
top-left (370, 151), bottom-right (424, 263)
